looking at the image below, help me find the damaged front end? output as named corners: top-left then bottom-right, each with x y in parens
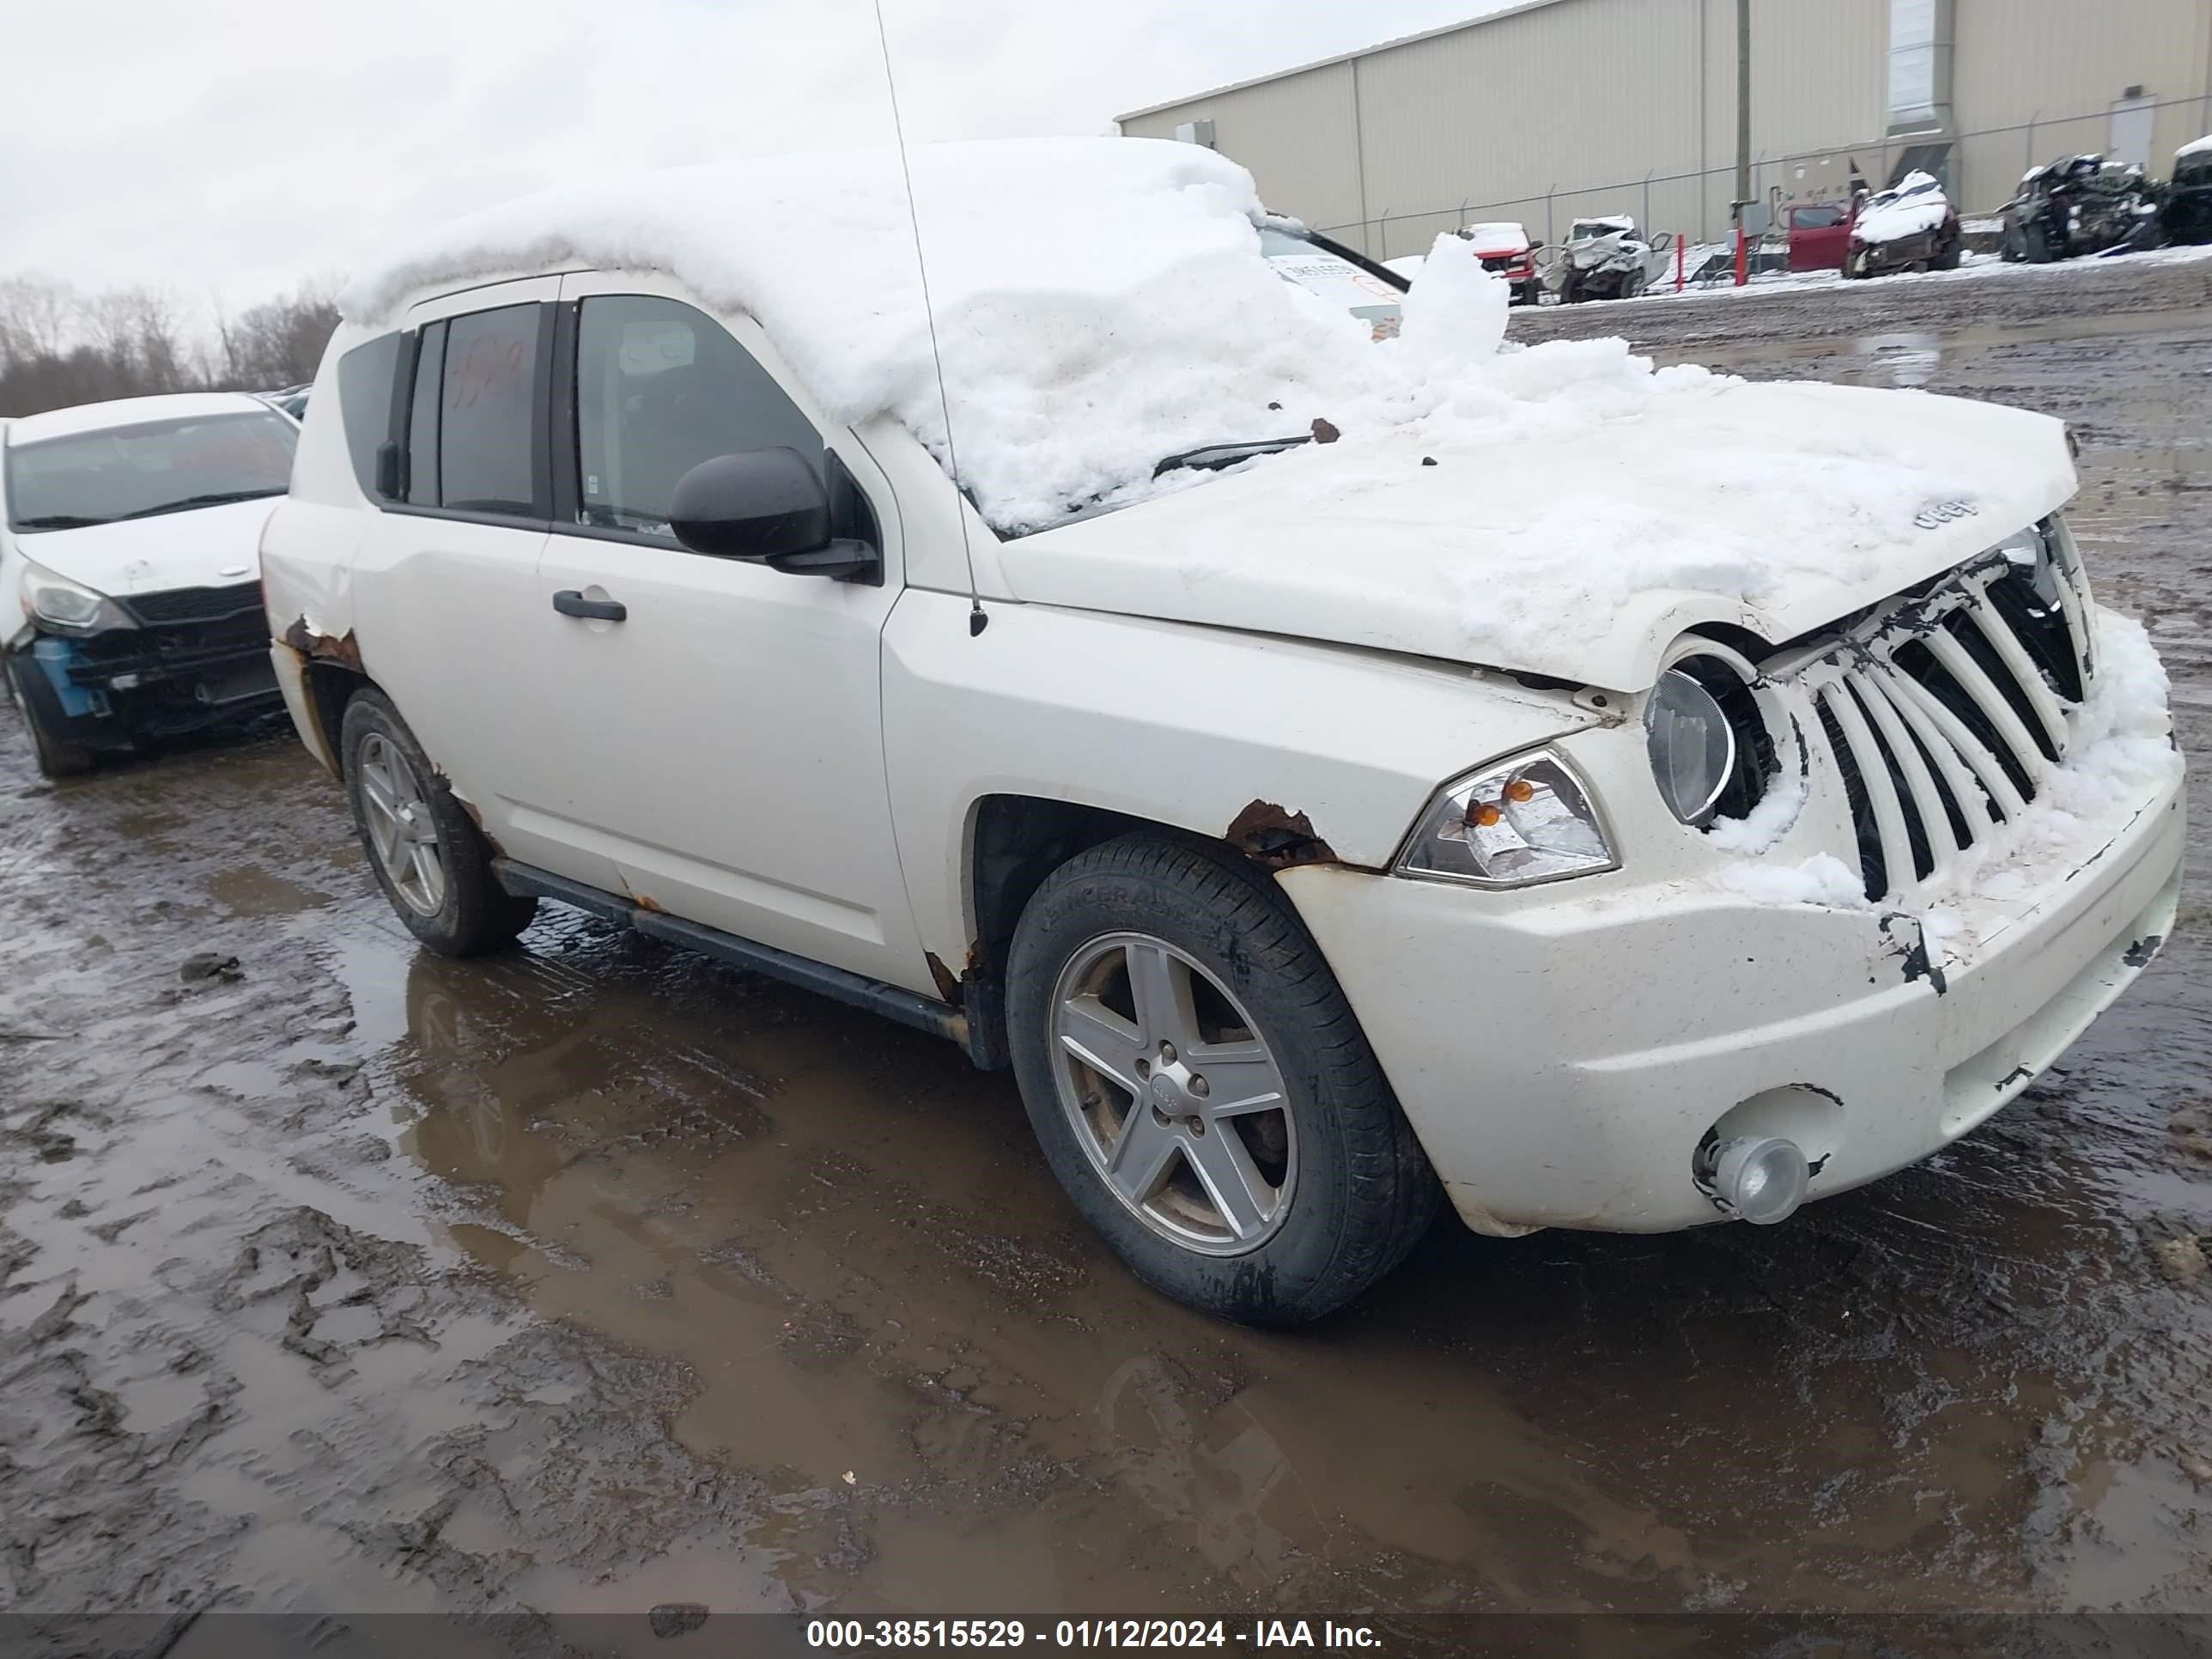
top-left (9, 577), bottom-right (282, 760)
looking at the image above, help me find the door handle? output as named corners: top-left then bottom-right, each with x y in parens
top-left (552, 590), bottom-right (626, 622)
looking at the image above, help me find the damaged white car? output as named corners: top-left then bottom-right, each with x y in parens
top-left (264, 138), bottom-right (2184, 1324)
top-left (3, 392), bottom-right (298, 776)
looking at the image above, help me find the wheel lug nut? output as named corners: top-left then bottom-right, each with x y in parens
top-left (1159, 1042), bottom-right (1176, 1063)
top-left (1188, 1075), bottom-right (1208, 1097)
top-left (1135, 1058), bottom-right (1150, 1077)
top-left (1188, 1116), bottom-right (1206, 1135)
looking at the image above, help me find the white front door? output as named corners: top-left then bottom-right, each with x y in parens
top-left (522, 274), bottom-right (927, 993)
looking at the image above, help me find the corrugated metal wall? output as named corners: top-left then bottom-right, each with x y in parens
top-left (1120, 0), bottom-right (2212, 252)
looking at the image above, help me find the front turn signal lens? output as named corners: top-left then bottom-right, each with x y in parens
top-left (1397, 750), bottom-right (1616, 890)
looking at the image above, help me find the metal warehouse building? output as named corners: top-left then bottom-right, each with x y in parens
top-left (1116, 0), bottom-right (2212, 260)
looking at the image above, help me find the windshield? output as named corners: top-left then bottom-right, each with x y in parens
top-left (1571, 220), bottom-right (1632, 240)
top-left (3, 410), bottom-right (297, 532)
top-left (1257, 226), bottom-right (1405, 340)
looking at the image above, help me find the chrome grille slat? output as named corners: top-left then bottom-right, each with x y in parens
top-left (1773, 534), bottom-right (2092, 905)
top-left (1921, 627), bottom-right (2052, 789)
top-left (1853, 668), bottom-right (1969, 872)
top-left (1964, 598), bottom-right (2071, 758)
top-left (1821, 685), bottom-right (1917, 891)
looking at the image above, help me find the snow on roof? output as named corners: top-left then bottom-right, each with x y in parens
top-left (1462, 221), bottom-right (1529, 252)
top-left (2181, 133), bottom-right (2212, 159)
top-left (3, 391), bottom-right (275, 447)
top-left (345, 137), bottom-right (1401, 533)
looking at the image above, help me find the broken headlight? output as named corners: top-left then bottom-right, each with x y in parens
top-left (1396, 750), bottom-right (1616, 889)
top-left (20, 559), bottom-right (137, 637)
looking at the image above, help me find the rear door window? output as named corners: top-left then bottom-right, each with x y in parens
top-left (404, 303), bottom-right (544, 517)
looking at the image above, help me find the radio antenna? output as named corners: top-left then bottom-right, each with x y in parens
top-left (871, 0), bottom-right (988, 638)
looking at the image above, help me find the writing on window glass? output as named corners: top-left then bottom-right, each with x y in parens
top-left (447, 334), bottom-right (529, 413)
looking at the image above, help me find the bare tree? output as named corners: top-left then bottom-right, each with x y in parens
top-left (1, 275), bottom-right (340, 418)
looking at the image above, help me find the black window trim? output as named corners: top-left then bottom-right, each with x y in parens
top-left (541, 293), bottom-right (884, 565)
top-left (374, 300), bottom-right (558, 531)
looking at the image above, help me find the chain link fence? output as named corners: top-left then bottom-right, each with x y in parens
top-left (1320, 94), bottom-right (2212, 262)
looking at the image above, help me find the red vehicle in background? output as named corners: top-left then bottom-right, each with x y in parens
top-left (1460, 220), bottom-right (1541, 305)
top-left (1786, 200), bottom-right (1854, 271)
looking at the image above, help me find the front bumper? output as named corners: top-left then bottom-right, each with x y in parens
top-left (1280, 770), bottom-right (2185, 1236)
top-left (16, 606), bottom-right (280, 740)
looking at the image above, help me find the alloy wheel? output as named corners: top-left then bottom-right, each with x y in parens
top-left (1048, 931), bottom-right (1298, 1255)
top-left (357, 732), bottom-right (448, 918)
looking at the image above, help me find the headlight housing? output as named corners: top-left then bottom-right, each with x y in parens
top-left (20, 559), bottom-right (136, 636)
top-left (1396, 750), bottom-right (1616, 889)
top-left (1646, 666), bottom-right (1738, 828)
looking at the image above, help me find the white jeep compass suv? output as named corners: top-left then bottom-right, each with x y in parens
top-left (263, 139), bottom-right (2185, 1322)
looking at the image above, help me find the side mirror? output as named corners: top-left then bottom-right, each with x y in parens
top-left (669, 447), bottom-right (878, 580)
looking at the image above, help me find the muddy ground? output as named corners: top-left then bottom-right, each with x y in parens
top-left (3, 258), bottom-right (2210, 1648)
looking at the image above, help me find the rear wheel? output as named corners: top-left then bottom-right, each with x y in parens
top-left (1007, 833), bottom-right (1442, 1325)
top-left (4, 653), bottom-right (100, 779)
top-left (340, 690), bottom-right (536, 955)
top-left (2023, 222), bottom-right (2055, 264)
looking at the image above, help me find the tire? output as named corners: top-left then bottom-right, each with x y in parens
top-left (4, 652), bottom-right (100, 779)
top-left (1006, 833), bottom-right (1442, 1325)
top-left (339, 689), bottom-right (536, 955)
top-left (1519, 280), bottom-right (1542, 307)
top-left (1936, 238), bottom-right (1962, 271)
top-left (2023, 222), bottom-right (2055, 264)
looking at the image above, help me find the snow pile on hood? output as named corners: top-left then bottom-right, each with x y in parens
top-left (1714, 606), bottom-right (2181, 955)
top-left (1854, 173), bottom-right (1950, 245)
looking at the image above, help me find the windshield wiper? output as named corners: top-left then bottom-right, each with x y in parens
top-left (10, 514), bottom-right (112, 530)
top-left (1152, 435), bottom-right (1312, 479)
top-left (118, 487), bottom-right (286, 520)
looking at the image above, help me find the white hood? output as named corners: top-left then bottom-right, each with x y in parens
top-left (20, 496), bottom-right (275, 597)
top-left (1000, 379), bottom-right (2074, 692)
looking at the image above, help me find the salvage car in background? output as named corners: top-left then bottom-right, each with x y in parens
top-left (1, 392), bottom-right (295, 777)
top-left (2001, 155), bottom-right (2158, 262)
top-left (1459, 221), bottom-right (1540, 305)
top-left (1785, 200), bottom-right (1853, 272)
top-left (265, 138), bottom-right (2181, 1325)
top-left (1845, 171), bottom-right (1962, 277)
top-left (1549, 216), bottom-right (1674, 301)
top-left (2163, 136), bottom-right (2212, 246)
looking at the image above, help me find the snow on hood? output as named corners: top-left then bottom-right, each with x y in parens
top-left (1854, 172), bottom-right (1951, 244)
top-left (1006, 327), bottom-right (2073, 691)
top-left (18, 496), bottom-right (274, 596)
top-left (2181, 133), bottom-right (2212, 160)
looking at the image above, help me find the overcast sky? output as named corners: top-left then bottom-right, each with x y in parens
top-left (0, 0), bottom-right (1495, 319)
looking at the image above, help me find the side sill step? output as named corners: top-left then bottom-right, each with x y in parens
top-left (491, 858), bottom-right (969, 1048)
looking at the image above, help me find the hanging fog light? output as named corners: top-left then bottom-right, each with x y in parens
top-left (1645, 666), bottom-right (1737, 827)
top-left (1709, 1135), bottom-right (1809, 1225)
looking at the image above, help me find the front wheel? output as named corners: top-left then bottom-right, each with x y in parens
top-left (4, 653), bottom-right (100, 779)
top-left (340, 690), bottom-right (536, 955)
top-left (1007, 834), bottom-right (1441, 1325)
